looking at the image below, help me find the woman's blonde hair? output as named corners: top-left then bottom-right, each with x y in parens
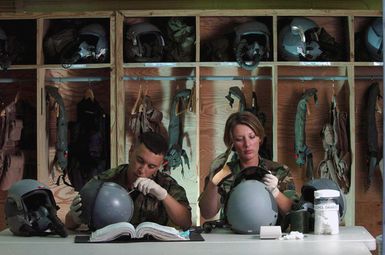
top-left (223, 111), bottom-right (265, 148)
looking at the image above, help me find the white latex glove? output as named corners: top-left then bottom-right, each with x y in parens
top-left (262, 173), bottom-right (279, 198)
top-left (69, 194), bottom-right (83, 225)
top-left (134, 177), bottom-right (168, 200)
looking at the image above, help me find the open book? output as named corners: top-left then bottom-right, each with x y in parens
top-left (89, 222), bottom-right (189, 242)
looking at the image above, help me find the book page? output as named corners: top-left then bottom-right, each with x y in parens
top-left (90, 222), bottom-right (136, 242)
top-left (135, 222), bottom-right (188, 241)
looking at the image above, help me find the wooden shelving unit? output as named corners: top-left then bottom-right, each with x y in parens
top-left (0, 9), bottom-right (382, 237)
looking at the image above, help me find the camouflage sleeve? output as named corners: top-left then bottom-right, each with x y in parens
top-left (160, 175), bottom-right (191, 210)
top-left (94, 164), bottom-right (128, 187)
top-left (169, 184), bottom-right (191, 210)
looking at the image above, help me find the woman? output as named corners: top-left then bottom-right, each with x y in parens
top-left (199, 111), bottom-right (297, 220)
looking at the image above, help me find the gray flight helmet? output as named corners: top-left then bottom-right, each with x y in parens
top-left (5, 179), bottom-right (66, 237)
top-left (225, 166), bottom-right (278, 234)
top-left (278, 17), bottom-right (322, 61)
top-left (125, 22), bottom-right (165, 62)
top-left (78, 23), bottom-right (108, 62)
top-left (226, 180), bottom-right (278, 234)
top-left (79, 179), bottom-right (134, 230)
top-left (365, 17), bottom-right (383, 61)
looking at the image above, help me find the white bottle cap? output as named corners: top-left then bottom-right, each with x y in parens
top-left (314, 189), bottom-right (340, 199)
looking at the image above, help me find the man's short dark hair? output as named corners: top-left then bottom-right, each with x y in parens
top-left (138, 132), bottom-right (168, 156)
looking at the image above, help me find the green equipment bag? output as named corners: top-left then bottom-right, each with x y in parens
top-left (165, 17), bottom-right (195, 62)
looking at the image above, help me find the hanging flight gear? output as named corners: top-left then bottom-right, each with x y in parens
top-left (45, 86), bottom-right (68, 178)
top-left (225, 86), bottom-right (271, 159)
top-left (233, 21), bottom-right (271, 70)
top-left (164, 88), bottom-right (192, 175)
top-left (5, 179), bottom-right (67, 237)
top-left (318, 95), bottom-right (351, 194)
top-left (365, 82), bottom-right (382, 189)
top-left (0, 95), bottom-right (25, 190)
top-left (165, 17), bottom-right (195, 62)
top-left (128, 86), bottom-right (168, 152)
top-left (63, 93), bottom-right (110, 191)
top-left (125, 22), bottom-right (165, 62)
top-left (294, 88), bottom-right (318, 180)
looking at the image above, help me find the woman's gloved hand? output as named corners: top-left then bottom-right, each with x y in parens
top-left (263, 173), bottom-right (279, 198)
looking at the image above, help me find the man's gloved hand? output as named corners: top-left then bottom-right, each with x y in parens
top-left (134, 177), bottom-right (168, 200)
top-left (262, 173), bottom-right (279, 198)
top-left (69, 194), bottom-right (83, 225)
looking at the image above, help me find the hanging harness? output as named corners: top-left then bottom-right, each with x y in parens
top-left (128, 88), bottom-right (168, 149)
top-left (225, 86), bottom-right (271, 159)
top-left (164, 88), bottom-right (192, 175)
top-left (294, 88), bottom-right (318, 180)
top-left (64, 96), bottom-right (110, 191)
top-left (0, 95), bottom-right (24, 190)
top-left (318, 95), bottom-right (351, 193)
top-left (46, 86), bottom-right (68, 177)
top-left (366, 82), bottom-right (382, 189)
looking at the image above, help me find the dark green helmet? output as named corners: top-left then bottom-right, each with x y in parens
top-left (301, 178), bottom-right (346, 219)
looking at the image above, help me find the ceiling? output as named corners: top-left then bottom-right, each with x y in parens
top-left (1, 0), bottom-right (383, 13)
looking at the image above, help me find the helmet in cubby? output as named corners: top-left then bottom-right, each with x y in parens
top-left (365, 17), bottom-right (383, 61)
top-left (124, 22), bottom-right (165, 62)
top-left (233, 21), bottom-right (271, 70)
top-left (60, 23), bottom-right (108, 66)
top-left (278, 17), bottom-right (322, 61)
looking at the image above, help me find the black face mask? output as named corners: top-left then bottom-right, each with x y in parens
top-left (232, 166), bottom-right (271, 188)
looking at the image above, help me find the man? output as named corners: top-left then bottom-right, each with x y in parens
top-left (65, 131), bottom-right (192, 230)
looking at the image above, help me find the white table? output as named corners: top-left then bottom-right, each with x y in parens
top-left (0, 226), bottom-right (376, 255)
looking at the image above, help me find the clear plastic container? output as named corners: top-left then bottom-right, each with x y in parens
top-left (314, 189), bottom-right (340, 235)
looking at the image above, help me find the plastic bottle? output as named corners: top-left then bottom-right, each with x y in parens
top-left (314, 189), bottom-right (340, 235)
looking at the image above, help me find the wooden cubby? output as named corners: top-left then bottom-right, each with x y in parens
top-left (0, 9), bottom-right (382, 237)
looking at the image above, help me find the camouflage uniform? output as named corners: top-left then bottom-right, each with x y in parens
top-left (95, 164), bottom-right (191, 227)
top-left (202, 155), bottom-right (297, 220)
